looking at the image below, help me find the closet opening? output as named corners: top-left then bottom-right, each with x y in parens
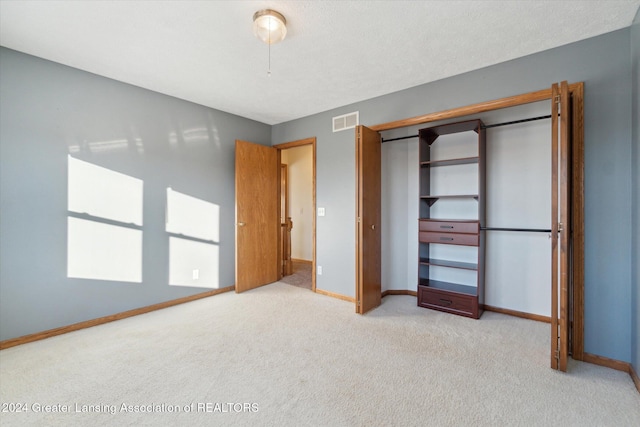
top-left (356, 82), bottom-right (584, 370)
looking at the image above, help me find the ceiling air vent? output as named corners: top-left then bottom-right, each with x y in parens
top-left (332, 111), bottom-right (359, 132)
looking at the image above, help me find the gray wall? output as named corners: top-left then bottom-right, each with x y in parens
top-left (631, 8), bottom-right (640, 375)
top-left (0, 47), bottom-right (271, 341)
top-left (273, 29), bottom-right (634, 363)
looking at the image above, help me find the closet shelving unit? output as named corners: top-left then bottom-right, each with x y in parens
top-left (417, 119), bottom-right (486, 319)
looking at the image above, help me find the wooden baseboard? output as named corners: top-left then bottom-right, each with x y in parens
top-left (483, 304), bottom-right (551, 323)
top-left (314, 288), bottom-right (355, 303)
top-left (382, 290), bottom-right (417, 297)
top-left (583, 352), bottom-right (631, 373)
top-left (583, 353), bottom-right (640, 394)
top-left (0, 286), bottom-right (235, 351)
top-left (291, 258), bottom-right (312, 265)
top-left (377, 292), bottom-right (549, 323)
top-left (631, 365), bottom-right (640, 394)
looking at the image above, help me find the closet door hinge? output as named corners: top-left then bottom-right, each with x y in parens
top-left (558, 222), bottom-right (564, 233)
top-left (554, 326), bottom-right (561, 365)
top-left (357, 217), bottom-right (361, 223)
top-left (554, 95), bottom-right (561, 104)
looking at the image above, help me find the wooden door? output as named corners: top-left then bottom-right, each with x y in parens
top-left (550, 82), bottom-right (571, 370)
top-left (356, 126), bottom-right (382, 314)
top-left (235, 140), bottom-right (280, 293)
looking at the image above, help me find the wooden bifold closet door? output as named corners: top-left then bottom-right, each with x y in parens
top-left (550, 81), bottom-right (571, 371)
top-left (356, 125), bottom-right (382, 314)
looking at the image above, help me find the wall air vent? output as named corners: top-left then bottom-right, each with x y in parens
top-left (332, 111), bottom-right (359, 132)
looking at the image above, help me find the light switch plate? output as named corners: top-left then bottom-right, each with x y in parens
top-left (318, 207), bottom-right (325, 217)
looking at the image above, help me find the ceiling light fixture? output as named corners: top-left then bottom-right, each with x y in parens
top-left (253, 9), bottom-right (287, 76)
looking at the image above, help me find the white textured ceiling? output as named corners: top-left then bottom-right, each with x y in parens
top-left (1, 1), bottom-right (639, 125)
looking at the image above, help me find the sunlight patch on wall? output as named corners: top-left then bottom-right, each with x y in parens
top-left (67, 217), bottom-right (142, 282)
top-left (169, 238), bottom-right (219, 288)
top-left (68, 155), bottom-right (143, 225)
top-left (166, 188), bottom-right (220, 289)
top-left (166, 188), bottom-right (219, 242)
top-left (67, 155), bottom-right (143, 282)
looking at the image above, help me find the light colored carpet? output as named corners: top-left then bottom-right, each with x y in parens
top-left (1, 282), bottom-right (638, 426)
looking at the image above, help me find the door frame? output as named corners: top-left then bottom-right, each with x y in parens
top-left (280, 163), bottom-right (293, 276)
top-left (273, 137), bottom-right (317, 292)
top-left (364, 82), bottom-right (585, 361)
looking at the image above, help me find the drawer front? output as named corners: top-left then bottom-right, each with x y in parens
top-left (419, 231), bottom-right (478, 246)
top-left (418, 286), bottom-right (476, 317)
top-left (419, 220), bottom-right (479, 234)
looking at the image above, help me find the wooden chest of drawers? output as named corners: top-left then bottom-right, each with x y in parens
top-left (418, 280), bottom-right (481, 319)
top-left (417, 219), bottom-right (483, 318)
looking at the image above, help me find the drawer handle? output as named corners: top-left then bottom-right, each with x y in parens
top-left (439, 237), bottom-right (454, 241)
top-left (439, 225), bottom-right (454, 229)
top-left (439, 299), bottom-right (453, 306)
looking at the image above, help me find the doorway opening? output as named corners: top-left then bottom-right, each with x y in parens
top-left (274, 138), bottom-right (316, 292)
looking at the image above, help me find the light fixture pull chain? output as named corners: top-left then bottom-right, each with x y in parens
top-left (268, 26), bottom-right (271, 77)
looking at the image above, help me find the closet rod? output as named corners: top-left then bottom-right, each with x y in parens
top-left (381, 134), bottom-right (415, 143)
top-left (380, 114), bottom-right (553, 143)
top-left (481, 114), bottom-right (552, 129)
top-left (481, 227), bottom-right (552, 233)
top-left (380, 134), bottom-right (417, 143)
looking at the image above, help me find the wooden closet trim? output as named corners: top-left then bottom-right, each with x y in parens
top-left (570, 83), bottom-right (585, 360)
top-left (369, 83), bottom-right (585, 360)
top-left (370, 84), bottom-right (582, 132)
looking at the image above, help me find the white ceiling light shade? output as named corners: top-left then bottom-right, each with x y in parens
top-left (253, 9), bottom-right (287, 44)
